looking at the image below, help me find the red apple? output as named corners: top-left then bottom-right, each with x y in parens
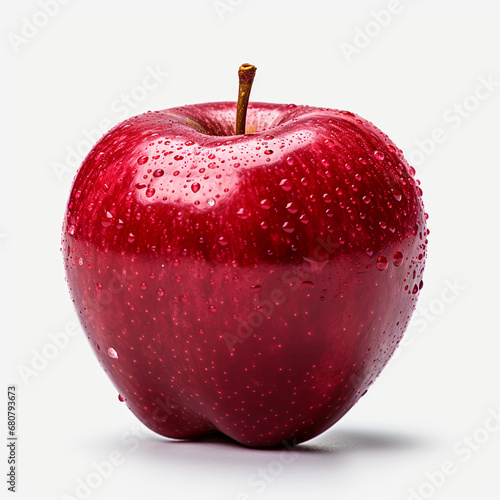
top-left (62, 65), bottom-right (427, 447)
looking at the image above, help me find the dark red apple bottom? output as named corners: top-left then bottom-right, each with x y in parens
top-left (62, 102), bottom-right (427, 448)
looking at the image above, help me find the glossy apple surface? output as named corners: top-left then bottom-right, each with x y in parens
top-left (62, 102), bottom-right (427, 447)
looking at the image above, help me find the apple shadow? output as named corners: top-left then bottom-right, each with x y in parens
top-left (76, 424), bottom-right (432, 497)
top-left (156, 427), bottom-right (423, 453)
top-left (125, 426), bottom-right (430, 471)
top-left (298, 428), bottom-right (426, 454)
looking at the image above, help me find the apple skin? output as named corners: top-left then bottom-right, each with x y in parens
top-left (62, 102), bottom-right (427, 448)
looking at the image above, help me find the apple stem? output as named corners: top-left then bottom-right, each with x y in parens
top-left (236, 64), bottom-right (257, 135)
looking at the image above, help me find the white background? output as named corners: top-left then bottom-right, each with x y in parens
top-left (2, 1), bottom-right (500, 499)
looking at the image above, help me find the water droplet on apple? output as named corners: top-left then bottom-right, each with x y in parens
top-left (174, 155), bottom-right (184, 161)
top-left (412, 284), bottom-right (419, 294)
top-left (68, 225), bottom-right (75, 236)
top-left (218, 236), bottom-right (228, 246)
top-left (157, 288), bottom-right (164, 297)
top-left (145, 187), bottom-right (156, 198)
top-left (279, 179), bottom-right (292, 191)
top-left (191, 182), bottom-right (201, 193)
top-left (236, 208), bottom-right (247, 219)
top-left (392, 189), bottom-right (403, 201)
top-left (101, 211), bottom-right (113, 227)
top-left (362, 195), bottom-right (371, 204)
top-left (153, 169), bottom-right (164, 178)
top-left (393, 251), bottom-right (403, 267)
top-left (140, 282), bottom-right (147, 290)
top-left (96, 282), bottom-right (102, 292)
top-left (180, 294), bottom-right (188, 303)
top-left (207, 198), bottom-right (215, 207)
top-left (374, 151), bottom-right (385, 161)
top-left (128, 233), bottom-right (136, 243)
top-left (208, 305), bottom-right (217, 313)
top-left (107, 347), bottom-right (118, 359)
top-left (137, 155), bottom-right (149, 165)
top-left (376, 256), bottom-right (388, 271)
top-left (264, 149), bottom-right (273, 155)
top-left (282, 222), bottom-right (295, 233)
top-left (94, 342), bottom-right (100, 350)
top-left (260, 199), bottom-right (271, 209)
top-left (118, 394), bottom-right (125, 402)
top-left (286, 157), bottom-right (294, 165)
top-left (301, 281), bottom-right (315, 288)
